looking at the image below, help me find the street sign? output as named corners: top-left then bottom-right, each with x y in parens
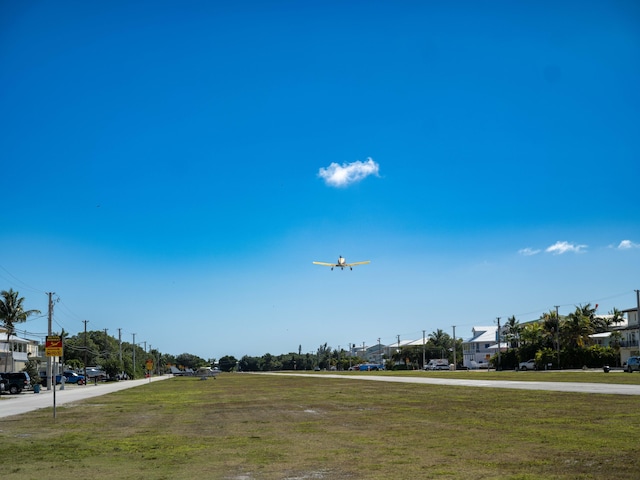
top-left (45, 335), bottom-right (63, 357)
top-left (146, 359), bottom-right (154, 371)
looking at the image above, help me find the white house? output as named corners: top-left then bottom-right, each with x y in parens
top-left (0, 329), bottom-right (40, 373)
top-left (462, 326), bottom-right (499, 368)
top-left (617, 307), bottom-right (639, 363)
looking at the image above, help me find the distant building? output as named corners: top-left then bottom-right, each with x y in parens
top-left (462, 326), bottom-right (507, 369)
top-left (616, 308), bottom-right (639, 363)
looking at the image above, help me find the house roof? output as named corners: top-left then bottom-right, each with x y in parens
top-left (386, 339), bottom-right (417, 348)
top-left (404, 338), bottom-right (427, 347)
top-left (0, 334), bottom-right (30, 344)
top-left (464, 326), bottom-right (497, 344)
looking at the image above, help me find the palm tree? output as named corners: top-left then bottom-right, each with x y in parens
top-left (504, 315), bottom-right (521, 348)
top-left (562, 305), bottom-right (595, 349)
top-left (0, 289), bottom-right (41, 372)
top-left (541, 310), bottom-right (560, 350)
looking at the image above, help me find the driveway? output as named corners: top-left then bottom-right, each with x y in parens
top-left (0, 375), bottom-right (170, 419)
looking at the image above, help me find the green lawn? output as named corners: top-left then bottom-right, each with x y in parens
top-left (1, 373), bottom-right (637, 479)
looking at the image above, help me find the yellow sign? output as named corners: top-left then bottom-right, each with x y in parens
top-left (146, 359), bottom-right (154, 371)
top-left (45, 335), bottom-right (63, 357)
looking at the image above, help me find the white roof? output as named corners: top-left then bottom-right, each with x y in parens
top-left (465, 326), bottom-right (497, 343)
top-left (0, 334), bottom-right (30, 344)
top-left (386, 339), bottom-right (418, 348)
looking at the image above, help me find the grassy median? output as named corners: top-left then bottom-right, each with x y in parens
top-left (0, 373), bottom-right (638, 479)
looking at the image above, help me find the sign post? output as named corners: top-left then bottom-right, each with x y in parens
top-left (45, 335), bottom-right (63, 419)
top-left (146, 359), bottom-right (154, 383)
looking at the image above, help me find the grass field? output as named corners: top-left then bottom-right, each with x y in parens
top-left (1, 372), bottom-right (638, 479)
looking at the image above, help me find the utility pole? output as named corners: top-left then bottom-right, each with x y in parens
top-left (422, 330), bottom-right (426, 370)
top-left (496, 317), bottom-right (501, 370)
top-left (83, 320), bottom-right (88, 383)
top-left (635, 290), bottom-right (640, 356)
top-left (132, 333), bottom-right (136, 379)
top-left (118, 328), bottom-right (122, 364)
top-left (452, 325), bottom-right (456, 370)
top-left (46, 292), bottom-right (54, 391)
top-left (555, 305), bottom-right (560, 369)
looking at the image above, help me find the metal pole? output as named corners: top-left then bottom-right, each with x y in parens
top-left (132, 333), bottom-right (136, 379)
top-left (635, 290), bottom-right (640, 355)
top-left (422, 330), bottom-right (426, 370)
top-left (555, 306), bottom-right (560, 369)
top-left (46, 292), bottom-right (53, 391)
top-left (496, 317), bottom-right (501, 370)
top-left (452, 325), bottom-right (456, 370)
top-left (83, 320), bottom-right (88, 384)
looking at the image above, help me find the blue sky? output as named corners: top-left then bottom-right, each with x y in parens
top-left (1, 1), bottom-right (638, 360)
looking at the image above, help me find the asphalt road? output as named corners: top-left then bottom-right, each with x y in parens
top-left (0, 375), bottom-right (170, 419)
top-left (265, 372), bottom-right (640, 395)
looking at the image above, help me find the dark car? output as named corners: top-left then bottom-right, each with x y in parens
top-left (625, 356), bottom-right (640, 373)
top-left (0, 372), bottom-right (31, 394)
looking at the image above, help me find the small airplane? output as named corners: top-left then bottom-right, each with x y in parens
top-left (313, 255), bottom-right (370, 271)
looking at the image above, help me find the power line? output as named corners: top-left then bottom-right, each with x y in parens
top-left (0, 264), bottom-right (45, 294)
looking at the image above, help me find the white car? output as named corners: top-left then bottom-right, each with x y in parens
top-left (518, 359), bottom-right (536, 371)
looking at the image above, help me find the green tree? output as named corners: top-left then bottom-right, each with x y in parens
top-left (23, 356), bottom-right (41, 386)
top-left (218, 355), bottom-right (237, 372)
top-left (0, 289), bottom-right (41, 372)
top-left (503, 315), bottom-right (521, 348)
top-left (518, 322), bottom-right (544, 360)
top-left (562, 305), bottom-right (595, 349)
top-left (175, 352), bottom-right (207, 370)
top-left (238, 355), bottom-right (260, 371)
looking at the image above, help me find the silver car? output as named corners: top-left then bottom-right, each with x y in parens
top-left (626, 356), bottom-right (640, 373)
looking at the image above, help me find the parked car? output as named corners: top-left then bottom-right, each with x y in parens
top-left (518, 359), bottom-right (536, 371)
top-left (425, 359), bottom-right (450, 371)
top-left (625, 356), bottom-right (640, 373)
top-left (0, 372), bottom-right (31, 394)
top-left (85, 367), bottom-right (107, 381)
top-left (62, 371), bottom-right (85, 384)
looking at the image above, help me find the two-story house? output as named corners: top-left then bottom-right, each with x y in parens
top-left (462, 326), bottom-right (507, 369)
top-left (0, 329), bottom-right (40, 373)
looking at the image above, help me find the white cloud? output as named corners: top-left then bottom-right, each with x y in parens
top-left (318, 158), bottom-right (380, 187)
top-left (617, 239), bottom-right (640, 250)
top-left (518, 247), bottom-right (541, 256)
top-left (545, 241), bottom-right (587, 255)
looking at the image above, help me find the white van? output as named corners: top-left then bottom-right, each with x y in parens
top-left (425, 359), bottom-right (450, 371)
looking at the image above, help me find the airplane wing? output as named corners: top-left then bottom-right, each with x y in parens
top-left (313, 261), bottom-right (337, 267)
top-left (345, 261), bottom-right (371, 267)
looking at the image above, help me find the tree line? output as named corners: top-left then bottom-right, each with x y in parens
top-left (3, 289), bottom-right (629, 377)
top-left (496, 303), bottom-right (624, 369)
